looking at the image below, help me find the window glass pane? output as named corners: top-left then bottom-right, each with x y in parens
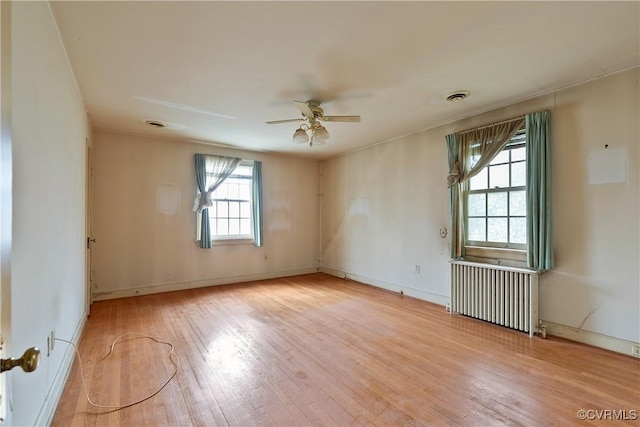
top-left (467, 194), bottom-right (486, 216)
top-left (511, 161), bottom-right (526, 187)
top-left (469, 168), bottom-right (488, 190)
top-left (489, 164), bottom-right (509, 188)
top-left (217, 201), bottom-right (228, 217)
top-left (487, 192), bottom-right (507, 216)
top-left (240, 202), bottom-right (251, 218)
top-left (229, 201), bottom-right (240, 217)
top-left (468, 218), bottom-right (486, 241)
top-left (228, 183), bottom-right (239, 199)
top-left (229, 219), bottom-right (240, 235)
top-left (487, 218), bottom-right (508, 242)
top-left (240, 219), bottom-right (251, 235)
top-left (217, 219), bottom-right (228, 235)
top-left (510, 218), bottom-right (526, 244)
top-left (239, 182), bottom-right (251, 200)
top-left (490, 150), bottom-right (509, 165)
top-left (213, 183), bottom-right (228, 199)
top-left (509, 191), bottom-right (526, 216)
top-left (511, 147), bottom-right (526, 161)
top-left (236, 164), bottom-right (253, 176)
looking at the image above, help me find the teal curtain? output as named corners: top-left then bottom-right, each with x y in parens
top-left (252, 160), bottom-right (263, 247)
top-left (446, 133), bottom-right (463, 259)
top-left (526, 111), bottom-right (553, 270)
top-left (194, 154), bottom-right (212, 248)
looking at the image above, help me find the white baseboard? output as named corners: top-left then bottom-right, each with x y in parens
top-left (320, 267), bottom-right (449, 307)
top-left (540, 320), bottom-right (640, 358)
top-left (92, 267), bottom-right (319, 301)
top-left (35, 311), bottom-right (87, 427)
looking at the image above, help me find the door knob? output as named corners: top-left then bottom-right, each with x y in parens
top-left (0, 347), bottom-right (40, 373)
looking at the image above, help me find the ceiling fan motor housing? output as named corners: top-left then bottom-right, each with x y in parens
top-left (306, 100), bottom-right (324, 118)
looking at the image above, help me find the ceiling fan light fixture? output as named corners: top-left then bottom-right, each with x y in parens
top-left (292, 127), bottom-right (310, 144)
top-left (312, 125), bottom-right (329, 141)
top-left (269, 100), bottom-right (361, 147)
top-left (310, 136), bottom-right (326, 147)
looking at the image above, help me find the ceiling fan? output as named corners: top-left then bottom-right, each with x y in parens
top-left (266, 100), bottom-right (361, 147)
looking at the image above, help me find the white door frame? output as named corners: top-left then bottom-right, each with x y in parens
top-left (0, 1), bottom-right (13, 424)
top-left (86, 143), bottom-right (93, 310)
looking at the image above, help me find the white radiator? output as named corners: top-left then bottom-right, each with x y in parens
top-left (450, 261), bottom-right (540, 336)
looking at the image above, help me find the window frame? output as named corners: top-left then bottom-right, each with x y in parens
top-left (196, 159), bottom-right (256, 245)
top-left (463, 128), bottom-right (527, 255)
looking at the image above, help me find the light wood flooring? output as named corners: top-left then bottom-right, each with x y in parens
top-left (52, 273), bottom-right (640, 426)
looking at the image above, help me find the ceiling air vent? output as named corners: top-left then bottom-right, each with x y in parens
top-left (145, 120), bottom-right (168, 128)
top-left (446, 91), bottom-right (470, 102)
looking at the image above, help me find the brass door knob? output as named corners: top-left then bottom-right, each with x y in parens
top-left (0, 347), bottom-right (40, 373)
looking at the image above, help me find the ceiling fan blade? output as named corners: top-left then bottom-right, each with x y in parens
top-left (293, 101), bottom-right (315, 119)
top-left (321, 115), bottom-right (361, 123)
top-left (265, 118), bottom-right (305, 125)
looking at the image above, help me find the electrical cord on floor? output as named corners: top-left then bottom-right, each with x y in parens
top-left (55, 333), bottom-right (180, 411)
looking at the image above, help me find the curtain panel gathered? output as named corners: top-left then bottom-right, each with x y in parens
top-left (526, 111), bottom-right (553, 270)
top-left (446, 111), bottom-right (553, 271)
top-left (252, 160), bottom-right (263, 247)
top-left (446, 133), bottom-right (463, 260)
top-left (193, 154), bottom-right (242, 249)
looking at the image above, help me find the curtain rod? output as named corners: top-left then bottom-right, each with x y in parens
top-left (458, 115), bottom-right (525, 135)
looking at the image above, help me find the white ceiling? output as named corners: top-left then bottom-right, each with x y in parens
top-left (50, 1), bottom-right (639, 160)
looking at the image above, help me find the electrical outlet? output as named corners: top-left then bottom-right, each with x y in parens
top-left (632, 345), bottom-right (640, 357)
top-left (415, 264), bottom-right (421, 274)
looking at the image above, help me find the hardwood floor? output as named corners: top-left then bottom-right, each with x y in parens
top-left (52, 273), bottom-right (639, 426)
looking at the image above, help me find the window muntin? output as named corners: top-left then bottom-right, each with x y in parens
top-left (465, 130), bottom-right (526, 250)
top-left (204, 160), bottom-right (254, 240)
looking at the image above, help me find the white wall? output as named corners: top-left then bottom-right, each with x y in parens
top-left (542, 69), bottom-right (639, 344)
top-left (11, 2), bottom-right (90, 425)
top-left (321, 131), bottom-right (451, 304)
top-left (91, 131), bottom-right (319, 298)
top-left (321, 68), bottom-right (639, 348)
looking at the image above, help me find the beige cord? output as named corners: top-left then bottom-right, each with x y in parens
top-left (55, 333), bottom-right (180, 411)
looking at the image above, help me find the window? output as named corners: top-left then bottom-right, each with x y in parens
top-left (465, 129), bottom-right (526, 250)
top-left (447, 111), bottom-right (551, 269)
top-left (198, 160), bottom-right (255, 241)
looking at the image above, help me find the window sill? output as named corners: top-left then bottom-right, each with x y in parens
top-left (464, 245), bottom-right (526, 267)
top-left (195, 238), bottom-right (255, 247)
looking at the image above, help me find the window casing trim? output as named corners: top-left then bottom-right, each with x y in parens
top-left (195, 159), bottom-right (257, 243)
top-left (463, 128), bottom-right (527, 251)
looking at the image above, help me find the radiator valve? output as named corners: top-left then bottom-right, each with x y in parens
top-left (537, 321), bottom-right (547, 339)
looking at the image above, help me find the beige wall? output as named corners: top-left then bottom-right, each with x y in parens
top-left (91, 131), bottom-right (319, 297)
top-left (321, 68), bottom-right (639, 344)
top-left (11, 2), bottom-right (90, 425)
top-left (321, 130), bottom-right (451, 304)
top-left (542, 69), bottom-right (639, 342)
